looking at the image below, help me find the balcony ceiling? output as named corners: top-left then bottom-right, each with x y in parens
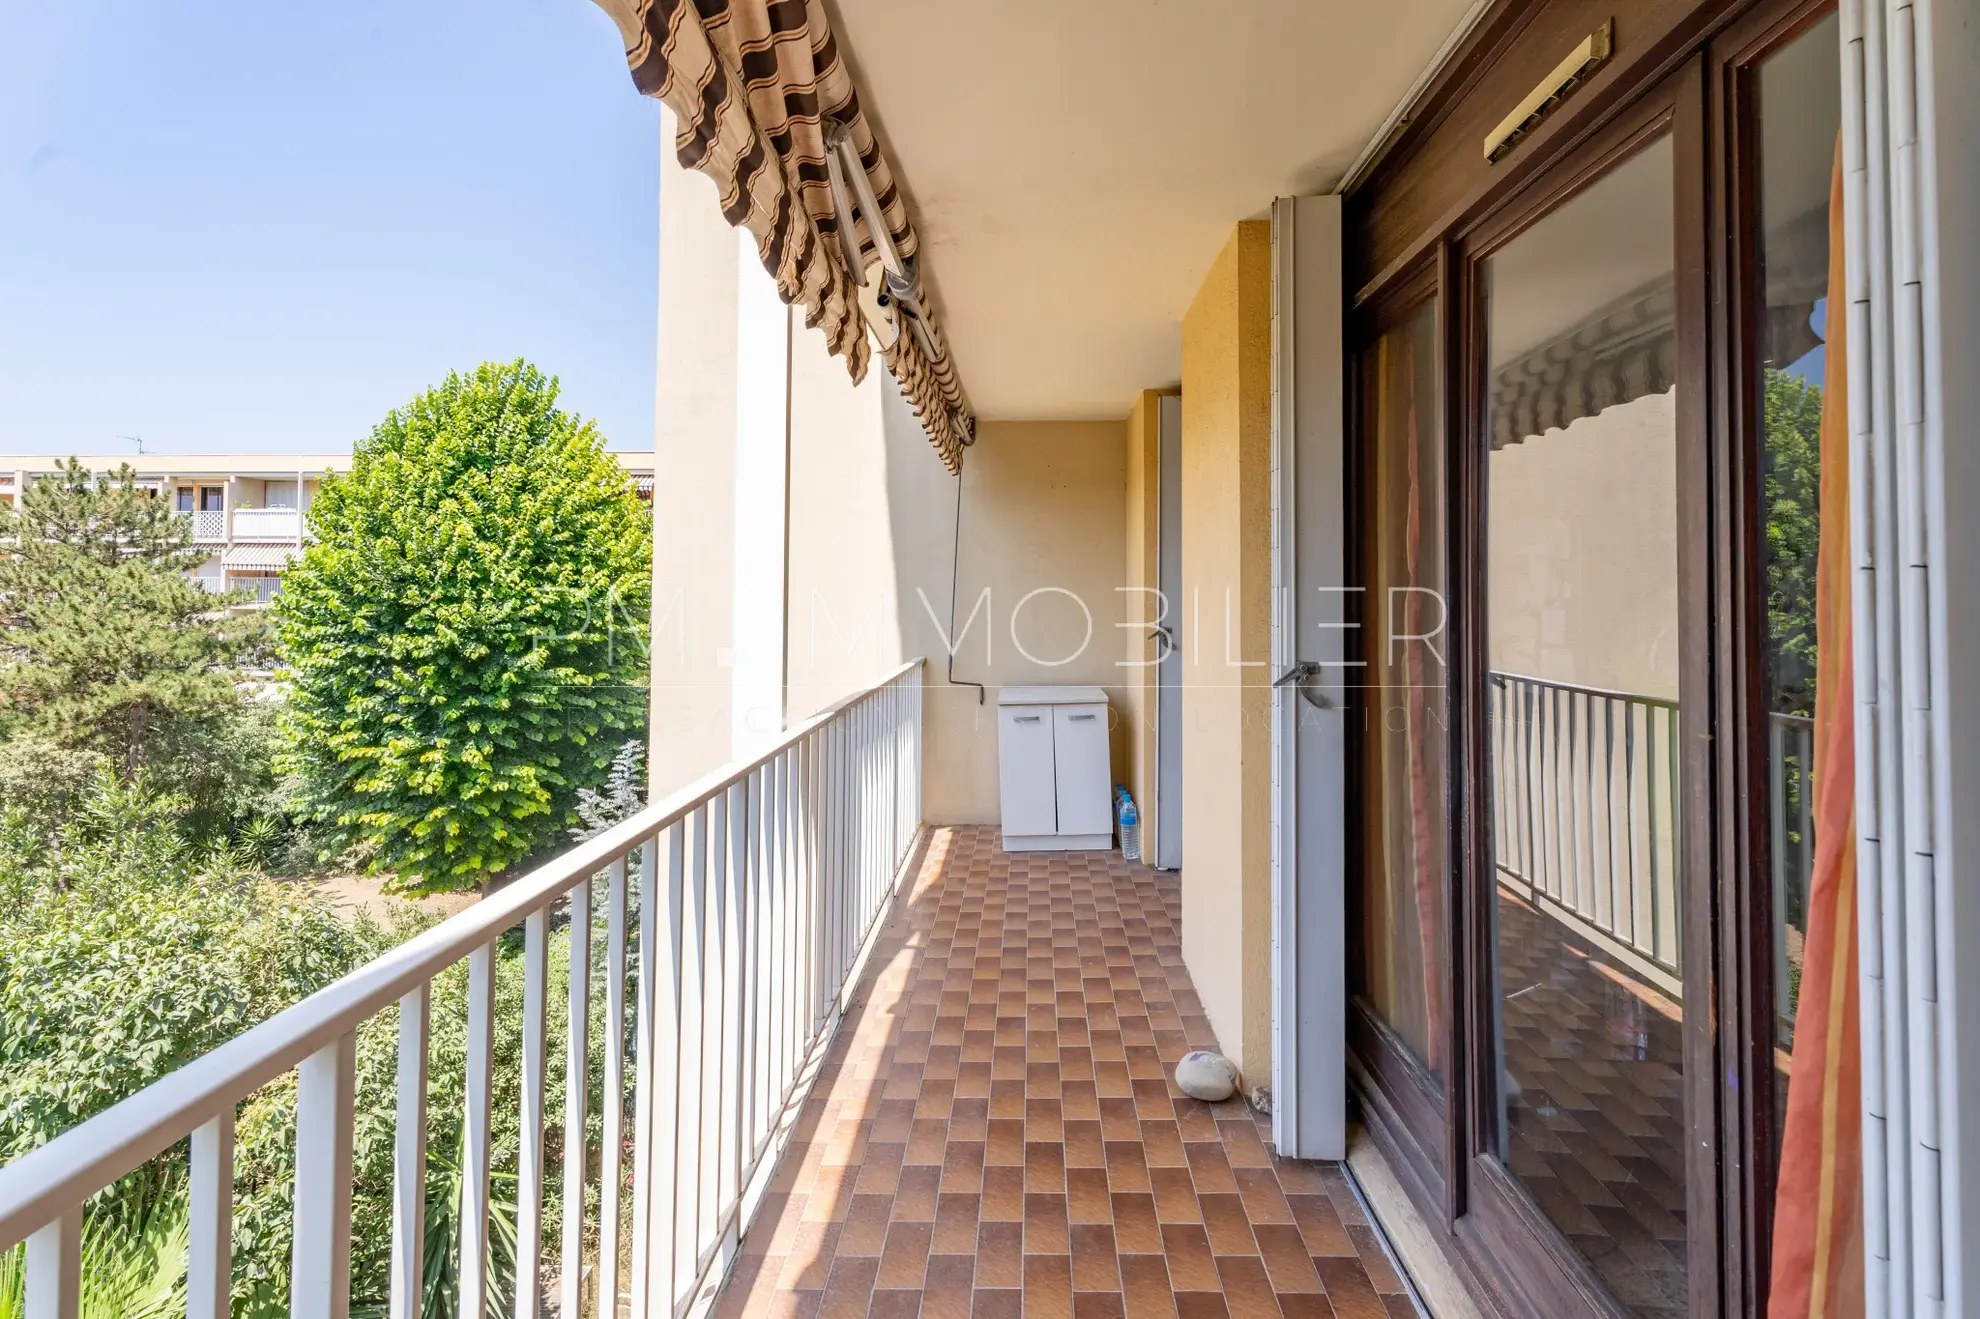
top-left (825, 0), bottom-right (1480, 421)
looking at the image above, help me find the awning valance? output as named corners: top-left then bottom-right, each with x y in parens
top-left (621, 0), bottom-right (970, 471)
top-left (221, 542), bottom-right (298, 571)
top-left (1488, 280), bottom-right (1677, 450)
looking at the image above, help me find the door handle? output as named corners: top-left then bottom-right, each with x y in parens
top-left (1148, 625), bottom-right (1175, 659)
top-left (1273, 660), bottom-right (1332, 711)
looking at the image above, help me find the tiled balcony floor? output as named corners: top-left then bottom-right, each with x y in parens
top-left (714, 826), bottom-right (1416, 1318)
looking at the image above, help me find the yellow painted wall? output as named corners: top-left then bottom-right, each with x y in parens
top-left (1179, 221), bottom-right (1275, 1083)
top-left (1121, 390), bottom-right (1165, 853)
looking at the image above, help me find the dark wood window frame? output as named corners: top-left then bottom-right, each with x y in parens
top-left (1338, 0), bottom-right (1843, 1313)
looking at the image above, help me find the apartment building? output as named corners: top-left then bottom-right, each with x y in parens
top-left (0, 451), bottom-right (655, 603)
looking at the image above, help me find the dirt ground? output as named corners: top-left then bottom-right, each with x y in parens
top-left (292, 871), bottom-right (479, 923)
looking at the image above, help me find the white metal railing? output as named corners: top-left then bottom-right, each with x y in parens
top-left (190, 509), bottom-right (227, 542)
top-left (0, 659), bottom-right (925, 1318)
top-left (1488, 670), bottom-right (1682, 985)
top-left (231, 507), bottom-right (302, 540)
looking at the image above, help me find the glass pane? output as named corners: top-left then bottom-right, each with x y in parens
top-left (1754, 6), bottom-right (1841, 1196)
top-left (1355, 301), bottom-right (1450, 1085)
top-left (1484, 136), bottom-right (1686, 1315)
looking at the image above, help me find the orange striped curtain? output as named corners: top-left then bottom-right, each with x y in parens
top-left (1767, 137), bottom-right (1865, 1319)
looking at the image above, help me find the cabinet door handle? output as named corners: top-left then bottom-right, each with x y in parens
top-left (1014, 714), bottom-right (1042, 724)
top-left (1068, 713), bottom-right (1097, 722)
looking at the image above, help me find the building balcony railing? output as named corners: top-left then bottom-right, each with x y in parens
top-left (0, 659), bottom-right (925, 1319)
top-left (180, 507), bottom-right (304, 544)
top-left (188, 509), bottom-right (227, 543)
top-left (231, 508), bottom-right (302, 541)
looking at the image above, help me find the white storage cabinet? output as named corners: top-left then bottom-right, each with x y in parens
top-left (997, 686), bottom-right (1113, 851)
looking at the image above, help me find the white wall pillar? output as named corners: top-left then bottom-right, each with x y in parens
top-left (648, 104), bottom-right (792, 795)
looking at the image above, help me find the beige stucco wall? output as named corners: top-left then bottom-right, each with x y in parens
top-left (1121, 390), bottom-right (1163, 848)
top-left (775, 317), bottom-right (1136, 826)
top-left (1179, 221), bottom-right (1275, 1083)
top-left (647, 134), bottom-right (742, 796)
top-left (1486, 390), bottom-right (1680, 700)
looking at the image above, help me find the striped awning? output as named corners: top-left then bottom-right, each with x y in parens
top-left (1488, 280), bottom-right (1676, 450)
top-left (621, 0), bottom-right (970, 471)
top-left (221, 542), bottom-right (298, 571)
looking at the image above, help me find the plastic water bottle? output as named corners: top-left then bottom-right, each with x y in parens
top-left (1116, 789), bottom-right (1141, 862)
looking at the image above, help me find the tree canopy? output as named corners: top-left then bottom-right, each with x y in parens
top-left (0, 460), bottom-right (266, 835)
top-left (276, 360), bottom-right (651, 893)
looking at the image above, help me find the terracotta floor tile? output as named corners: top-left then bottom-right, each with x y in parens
top-left (976, 1220), bottom-right (1024, 1289)
top-left (1070, 1222), bottom-right (1122, 1293)
top-left (1184, 1142), bottom-right (1237, 1194)
top-left (702, 829), bottom-right (1430, 1319)
top-left (894, 1165), bottom-right (943, 1222)
top-left (980, 1165), bottom-right (1024, 1221)
top-left (817, 1254), bottom-right (879, 1319)
top-left (870, 1288), bottom-right (923, 1318)
top-left (1254, 1223), bottom-right (1323, 1293)
top-left (1288, 1194), bottom-right (1356, 1257)
top-left (1120, 1253), bottom-right (1179, 1317)
top-left (971, 1288), bottom-right (1023, 1318)
top-left (921, 1255), bottom-right (975, 1319)
top-left (1213, 1255), bottom-right (1279, 1315)
top-left (878, 1220), bottom-right (935, 1289)
top-left (1276, 1293), bottom-right (1341, 1318)
top-left (1025, 1192), bottom-right (1071, 1255)
top-left (1199, 1193), bottom-right (1257, 1256)
top-left (1067, 1167), bottom-right (1113, 1225)
top-left (1235, 1166), bottom-right (1295, 1224)
top-left (1159, 1223), bottom-right (1221, 1292)
top-left (1313, 1256), bottom-right (1390, 1319)
top-left (1150, 1167), bottom-right (1202, 1224)
top-left (916, 1188), bottom-right (978, 1254)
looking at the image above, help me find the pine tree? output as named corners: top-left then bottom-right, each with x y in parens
top-left (0, 462), bottom-right (265, 831)
top-left (276, 361), bottom-right (651, 894)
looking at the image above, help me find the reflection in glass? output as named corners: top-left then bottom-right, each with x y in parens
top-left (1754, 17), bottom-right (1865, 1316)
top-left (1355, 302), bottom-right (1448, 1083)
top-left (1484, 136), bottom-right (1686, 1316)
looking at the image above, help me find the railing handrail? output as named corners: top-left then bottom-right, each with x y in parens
top-left (1490, 667), bottom-right (1681, 711)
top-left (0, 656), bottom-right (924, 1251)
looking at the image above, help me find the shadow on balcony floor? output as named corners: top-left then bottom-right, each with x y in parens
top-left (713, 825), bottom-right (1415, 1318)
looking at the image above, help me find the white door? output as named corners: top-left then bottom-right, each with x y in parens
top-left (1269, 194), bottom-right (1347, 1160)
top-left (998, 706), bottom-right (1058, 837)
top-left (1154, 393), bottom-right (1184, 870)
top-left (1052, 705), bottom-right (1113, 837)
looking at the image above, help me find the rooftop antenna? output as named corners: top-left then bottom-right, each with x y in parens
top-left (117, 434), bottom-right (144, 454)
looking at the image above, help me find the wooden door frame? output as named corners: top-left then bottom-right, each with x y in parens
top-left (1703, 2), bottom-right (1846, 1310)
top-left (1337, 0), bottom-right (1845, 1312)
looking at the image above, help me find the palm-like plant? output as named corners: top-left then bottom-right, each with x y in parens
top-left (0, 1175), bottom-right (188, 1319)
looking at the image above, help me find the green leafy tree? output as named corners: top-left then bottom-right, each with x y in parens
top-left (1762, 366), bottom-right (1824, 716)
top-left (0, 461), bottom-right (267, 836)
top-left (276, 361), bottom-right (651, 893)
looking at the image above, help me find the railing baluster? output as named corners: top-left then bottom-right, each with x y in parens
top-left (719, 783), bottom-right (748, 1248)
top-left (599, 855), bottom-right (628, 1317)
top-left (388, 984), bottom-right (428, 1319)
top-left (643, 827), bottom-right (686, 1317)
top-left (744, 767), bottom-right (766, 1164)
top-left (460, 942), bottom-right (497, 1319)
top-left (561, 877), bottom-right (592, 1319)
top-left (675, 810), bottom-right (709, 1296)
top-left (516, 908), bottom-right (549, 1317)
top-left (189, 1115), bottom-right (234, 1319)
top-left (628, 839), bottom-right (657, 1318)
top-left (25, 1208), bottom-right (80, 1319)
top-left (290, 1032), bottom-right (357, 1319)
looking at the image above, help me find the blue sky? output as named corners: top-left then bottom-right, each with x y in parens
top-left (0, 0), bottom-right (659, 456)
